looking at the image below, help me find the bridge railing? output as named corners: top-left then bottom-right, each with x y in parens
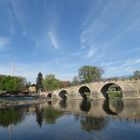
top-left (69, 77), bottom-right (140, 87)
top-left (93, 77), bottom-right (140, 83)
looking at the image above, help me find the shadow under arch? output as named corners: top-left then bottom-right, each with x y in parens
top-left (47, 100), bottom-right (52, 105)
top-left (80, 100), bottom-right (91, 112)
top-left (59, 90), bottom-right (68, 100)
top-left (79, 86), bottom-right (91, 100)
top-left (101, 83), bottom-right (123, 98)
top-left (102, 99), bottom-right (124, 115)
top-left (109, 99), bottom-right (124, 113)
top-left (59, 100), bottom-right (67, 109)
top-left (102, 99), bottom-right (117, 115)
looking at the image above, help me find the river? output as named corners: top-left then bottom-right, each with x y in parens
top-left (0, 99), bottom-right (140, 140)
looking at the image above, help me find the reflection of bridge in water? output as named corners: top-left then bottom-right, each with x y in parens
top-left (39, 99), bottom-right (140, 121)
top-left (41, 79), bottom-right (140, 99)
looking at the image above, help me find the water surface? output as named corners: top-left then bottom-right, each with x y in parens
top-left (0, 99), bottom-right (140, 140)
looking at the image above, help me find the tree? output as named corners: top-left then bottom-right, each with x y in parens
top-left (0, 75), bottom-right (26, 93)
top-left (72, 76), bottom-right (80, 85)
top-left (43, 74), bottom-right (62, 91)
top-left (36, 72), bottom-right (44, 93)
top-left (133, 70), bottom-right (140, 79)
top-left (78, 65), bottom-right (104, 83)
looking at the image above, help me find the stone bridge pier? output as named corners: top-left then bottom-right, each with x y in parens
top-left (40, 79), bottom-right (140, 100)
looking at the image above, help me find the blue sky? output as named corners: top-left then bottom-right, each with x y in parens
top-left (0, 0), bottom-right (140, 82)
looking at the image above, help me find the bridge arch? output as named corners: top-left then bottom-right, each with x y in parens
top-left (101, 83), bottom-right (123, 98)
top-left (59, 90), bottom-right (68, 100)
top-left (47, 93), bottom-right (52, 98)
top-left (79, 86), bottom-right (91, 100)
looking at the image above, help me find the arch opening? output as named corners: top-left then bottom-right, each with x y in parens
top-left (47, 93), bottom-right (52, 98)
top-left (79, 86), bottom-right (91, 100)
top-left (59, 90), bottom-right (68, 100)
top-left (101, 83), bottom-right (123, 99)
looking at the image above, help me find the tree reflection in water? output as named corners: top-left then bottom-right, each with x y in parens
top-left (103, 99), bottom-right (124, 115)
top-left (0, 107), bottom-right (26, 127)
top-left (79, 99), bottom-right (107, 132)
top-left (80, 116), bottom-right (107, 132)
top-left (35, 105), bottom-right (64, 126)
top-left (44, 107), bottom-right (63, 124)
top-left (47, 100), bottom-right (52, 105)
top-left (35, 105), bottom-right (44, 128)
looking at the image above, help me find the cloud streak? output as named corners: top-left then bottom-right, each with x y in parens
top-left (48, 31), bottom-right (59, 50)
top-left (80, 0), bottom-right (140, 62)
top-left (33, 0), bottom-right (65, 51)
top-left (9, 0), bottom-right (26, 35)
top-left (101, 58), bottom-right (140, 77)
top-left (0, 37), bottom-right (10, 51)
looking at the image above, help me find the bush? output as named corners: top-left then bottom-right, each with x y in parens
top-left (108, 91), bottom-right (123, 98)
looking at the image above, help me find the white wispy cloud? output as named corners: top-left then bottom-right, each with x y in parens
top-left (33, 0), bottom-right (64, 51)
top-left (134, 59), bottom-right (140, 64)
top-left (101, 58), bottom-right (140, 77)
top-left (48, 31), bottom-right (59, 50)
top-left (121, 59), bottom-right (140, 68)
top-left (0, 37), bottom-right (10, 51)
top-left (9, 0), bottom-right (26, 35)
top-left (80, 0), bottom-right (140, 61)
top-left (86, 48), bottom-right (97, 58)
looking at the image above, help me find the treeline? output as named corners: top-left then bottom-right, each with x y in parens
top-left (0, 75), bottom-right (26, 93)
top-left (36, 73), bottom-right (72, 92)
top-left (133, 70), bottom-right (140, 79)
top-left (36, 65), bottom-right (103, 92)
top-left (36, 65), bottom-right (140, 93)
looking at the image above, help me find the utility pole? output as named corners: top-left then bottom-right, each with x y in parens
top-left (11, 62), bottom-right (15, 77)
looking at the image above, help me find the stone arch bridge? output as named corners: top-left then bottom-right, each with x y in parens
top-left (40, 79), bottom-right (140, 100)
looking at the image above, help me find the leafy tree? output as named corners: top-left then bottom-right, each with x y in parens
top-left (0, 75), bottom-right (26, 93)
top-left (43, 74), bottom-right (62, 91)
top-left (78, 65), bottom-right (104, 83)
top-left (72, 76), bottom-right (80, 85)
top-left (133, 70), bottom-right (140, 79)
top-left (36, 72), bottom-right (44, 93)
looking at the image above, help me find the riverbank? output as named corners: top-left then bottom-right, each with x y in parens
top-left (0, 96), bottom-right (48, 109)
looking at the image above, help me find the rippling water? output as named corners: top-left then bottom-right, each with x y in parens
top-left (0, 99), bottom-right (140, 140)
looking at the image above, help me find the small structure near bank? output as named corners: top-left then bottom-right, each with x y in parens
top-left (29, 84), bottom-right (36, 94)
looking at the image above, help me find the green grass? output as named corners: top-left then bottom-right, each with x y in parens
top-left (107, 91), bottom-right (123, 98)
